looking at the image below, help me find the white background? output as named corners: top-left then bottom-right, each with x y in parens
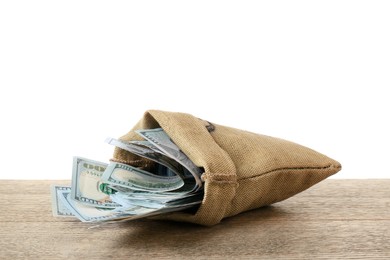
top-left (0, 1), bottom-right (389, 179)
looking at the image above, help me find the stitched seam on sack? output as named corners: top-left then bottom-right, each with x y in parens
top-left (202, 173), bottom-right (237, 184)
top-left (203, 178), bottom-right (237, 184)
top-left (238, 164), bottom-right (341, 181)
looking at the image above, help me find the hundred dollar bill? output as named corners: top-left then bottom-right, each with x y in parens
top-left (71, 157), bottom-right (120, 208)
top-left (129, 140), bottom-right (163, 153)
top-left (57, 190), bottom-right (149, 222)
top-left (52, 172), bottom-right (201, 223)
top-left (129, 141), bottom-right (191, 179)
top-left (105, 137), bottom-right (191, 181)
top-left (135, 128), bottom-right (203, 189)
top-left (110, 193), bottom-right (165, 209)
top-left (101, 162), bottom-right (184, 192)
top-left (110, 190), bottom-right (203, 209)
top-left (111, 188), bottom-right (202, 203)
top-left (50, 185), bottom-right (75, 217)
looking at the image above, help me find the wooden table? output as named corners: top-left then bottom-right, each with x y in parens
top-left (1, 180), bottom-right (389, 259)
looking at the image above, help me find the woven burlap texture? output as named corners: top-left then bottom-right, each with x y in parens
top-left (113, 110), bottom-right (341, 226)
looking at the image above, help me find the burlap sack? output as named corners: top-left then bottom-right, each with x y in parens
top-left (112, 110), bottom-right (341, 226)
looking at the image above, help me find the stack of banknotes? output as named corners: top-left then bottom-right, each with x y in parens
top-left (51, 128), bottom-right (204, 223)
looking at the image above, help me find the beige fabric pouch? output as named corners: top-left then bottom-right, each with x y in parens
top-left (112, 110), bottom-right (341, 226)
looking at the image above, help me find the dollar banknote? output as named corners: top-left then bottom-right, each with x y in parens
top-left (57, 189), bottom-right (139, 222)
top-left (101, 162), bottom-right (184, 192)
top-left (129, 140), bottom-right (163, 153)
top-left (135, 128), bottom-right (203, 189)
top-left (51, 128), bottom-right (205, 223)
top-left (105, 137), bottom-right (192, 183)
top-left (110, 189), bottom-right (203, 209)
top-left (50, 185), bottom-right (75, 217)
top-left (71, 157), bottom-right (120, 208)
top-left (57, 189), bottom-right (189, 223)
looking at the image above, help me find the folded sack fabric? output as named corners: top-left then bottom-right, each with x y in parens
top-left (112, 110), bottom-right (341, 226)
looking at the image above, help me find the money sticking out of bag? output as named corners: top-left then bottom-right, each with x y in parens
top-left (51, 128), bottom-right (204, 223)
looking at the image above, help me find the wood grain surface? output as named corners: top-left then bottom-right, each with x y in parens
top-left (1, 180), bottom-right (389, 259)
